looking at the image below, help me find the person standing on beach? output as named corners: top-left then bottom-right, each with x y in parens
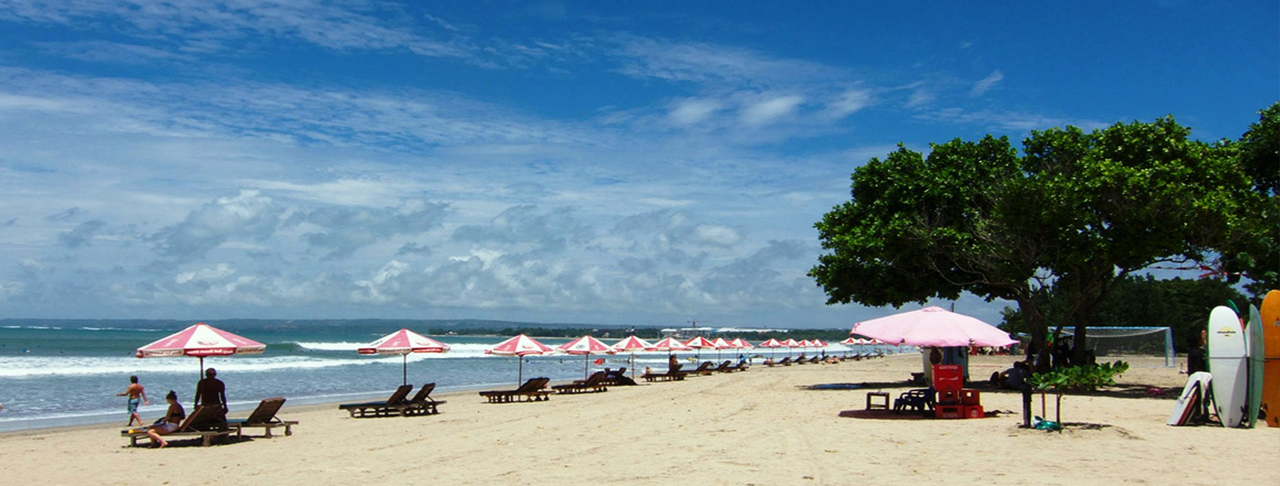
top-left (193, 368), bottom-right (227, 423)
top-left (117, 375), bottom-right (149, 426)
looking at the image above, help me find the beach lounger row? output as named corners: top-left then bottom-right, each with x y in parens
top-left (123, 398), bottom-right (301, 447)
top-left (338, 383), bottom-right (447, 418)
top-left (479, 377), bottom-right (553, 403)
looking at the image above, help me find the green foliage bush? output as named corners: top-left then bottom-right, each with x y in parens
top-left (1028, 361), bottom-right (1130, 392)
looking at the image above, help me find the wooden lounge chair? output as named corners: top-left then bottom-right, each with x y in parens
top-left (775, 357), bottom-right (793, 366)
top-left (724, 361), bottom-right (749, 372)
top-left (403, 382), bottom-right (446, 415)
top-left (599, 368), bottom-right (637, 386)
top-left (641, 364), bottom-right (686, 382)
top-left (552, 372), bottom-right (609, 394)
top-left (337, 384), bottom-right (414, 418)
top-left (683, 361), bottom-right (715, 376)
top-left (227, 397), bottom-right (298, 439)
top-left (122, 406), bottom-right (231, 447)
top-left (478, 377), bottom-right (552, 403)
top-left (713, 360), bottom-right (733, 373)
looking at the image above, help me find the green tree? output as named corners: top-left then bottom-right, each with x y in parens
top-left (811, 116), bottom-right (1257, 367)
top-left (1220, 102), bottom-right (1279, 296)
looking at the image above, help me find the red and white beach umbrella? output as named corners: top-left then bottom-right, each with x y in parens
top-left (782, 338), bottom-right (801, 357)
top-left (684, 335), bottom-right (716, 360)
top-left (486, 334), bottom-right (554, 385)
top-left (611, 335), bottom-right (654, 353)
top-left (813, 339), bottom-right (828, 348)
top-left (800, 339), bottom-right (814, 348)
top-left (840, 337), bottom-right (858, 346)
top-left (650, 336), bottom-right (692, 356)
top-left (611, 335), bottom-right (655, 379)
top-left (135, 322), bottom-right (265, 375)
top-left (357, 328), bottom-right (450, 385)
top-left (729, 338), bottom-right (754, 350)
top-left (710, 337), bottom-right (732, 360)
top-left (758, 338), bottom-right (783, 358)
top-left (558, 335), bottom-right (615, 379)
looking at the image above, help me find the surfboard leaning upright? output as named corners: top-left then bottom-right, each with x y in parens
top-left (1260, 290), bottom-right (1280, 427)
top-left (1246, 305), bottom-right (1264, 428)
top-left (1208, 305), bottom-right (1248, 427)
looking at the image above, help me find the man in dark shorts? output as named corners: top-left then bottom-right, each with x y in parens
top-left (193, 368), bottom-right (228, 424)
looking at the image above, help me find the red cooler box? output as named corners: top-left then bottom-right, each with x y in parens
top-left (932, 364), bottom-right (963, 392)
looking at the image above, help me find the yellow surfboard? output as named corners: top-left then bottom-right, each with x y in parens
top-left (1261, 290), bottom-right (1280, 427)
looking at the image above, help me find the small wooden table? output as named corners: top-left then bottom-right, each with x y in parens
top-left (866, 391), bottom-right (890, 410)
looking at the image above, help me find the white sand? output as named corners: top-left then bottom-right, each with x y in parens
top-left (2, 354), bottom-right (1275, 485)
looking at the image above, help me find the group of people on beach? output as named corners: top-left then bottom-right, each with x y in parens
top-left (120, 368), bottom-right (228, 448)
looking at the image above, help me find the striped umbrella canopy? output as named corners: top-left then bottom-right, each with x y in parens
top-left (758, 338), bottom-right (783, 359)
top-left (685, 336), bottom-right (716, 359)
top-left (558, 335), bottom-right (615, 379)
top-left (611, 335), bottom-right (655, 379)
top-left (729, 338), bottom-right (754, 350)
top-left (840, 337), bottom-right (858, 345)
top-left (611, 335), bottom-right (654, 353)
top-left (136, 322), bottom-right (265, 376)
top-left (649, 336), bottom-right (692, 356)
top-left (710, 337), bottom-right (733, 360)
top-left (486, 334), bottom-right (554, 385)
top-left (782, 338), bottom-right (801, 358)
top-left (357, 328), bottom-right (450, 385)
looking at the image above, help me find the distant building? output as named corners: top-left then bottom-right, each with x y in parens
top-left (659, 327), bottom-right (787, 338)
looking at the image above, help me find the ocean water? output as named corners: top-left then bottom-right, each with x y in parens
top-left (0, 323), bottom-right (878, 432)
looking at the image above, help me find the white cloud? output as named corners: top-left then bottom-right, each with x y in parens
top-left (970, 70), bottom-right (1004, 97)
top-left (740, 94), bottom-right (805, 126)
top-left (824, 89), bottom-right (873, 119)
top-left (669, 98), bottom-right (723, 125)
top-left (152, 190), bottom-right (282, 259)
top-left (905, 84), bottom-right (935, 108)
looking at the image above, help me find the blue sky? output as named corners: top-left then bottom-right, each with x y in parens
top-left (0, 1), bottom-right (1275, 328)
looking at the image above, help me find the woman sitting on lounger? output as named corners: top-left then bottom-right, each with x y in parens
top-left (146, 390), bottom-right (185, 448)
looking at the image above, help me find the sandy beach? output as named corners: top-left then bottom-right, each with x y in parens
top-left (2, 354), bottom-right (1275, 485)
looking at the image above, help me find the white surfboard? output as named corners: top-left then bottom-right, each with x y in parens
top-left (1168, 372), bottom-right (1212, 426)
top-left (1208, 306), bottom-right (1248, 427)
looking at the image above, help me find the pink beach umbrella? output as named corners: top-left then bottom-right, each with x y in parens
top-left (357, 328), bottom-right (450, 386)
top-left (486, 334), bottom-right (554, 385)
top-left (135, 322), bottom-right (266, 375)
top-left (851, 306), bottom-right (1016, 348)
top-left (558, 335), bottom-right (615, 380)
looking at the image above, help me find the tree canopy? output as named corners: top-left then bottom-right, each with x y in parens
top-left (811, 114), bottom-right (1262, 367)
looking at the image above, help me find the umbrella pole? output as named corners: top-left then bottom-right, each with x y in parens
top-left (403, 354), bottom-right (408, 386)
top-left (583, 353), bottom-right (590, 380)
top-left (518, 357), bottom-right (524, 387)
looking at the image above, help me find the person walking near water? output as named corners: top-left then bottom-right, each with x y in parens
top-left (117, 375), bottom-right (148, 426)
top-left (194, 368), bottom-right (227, 423)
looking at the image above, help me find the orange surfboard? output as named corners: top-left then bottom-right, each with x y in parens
top-left (1261, 290), bottom-right (1280, 427)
